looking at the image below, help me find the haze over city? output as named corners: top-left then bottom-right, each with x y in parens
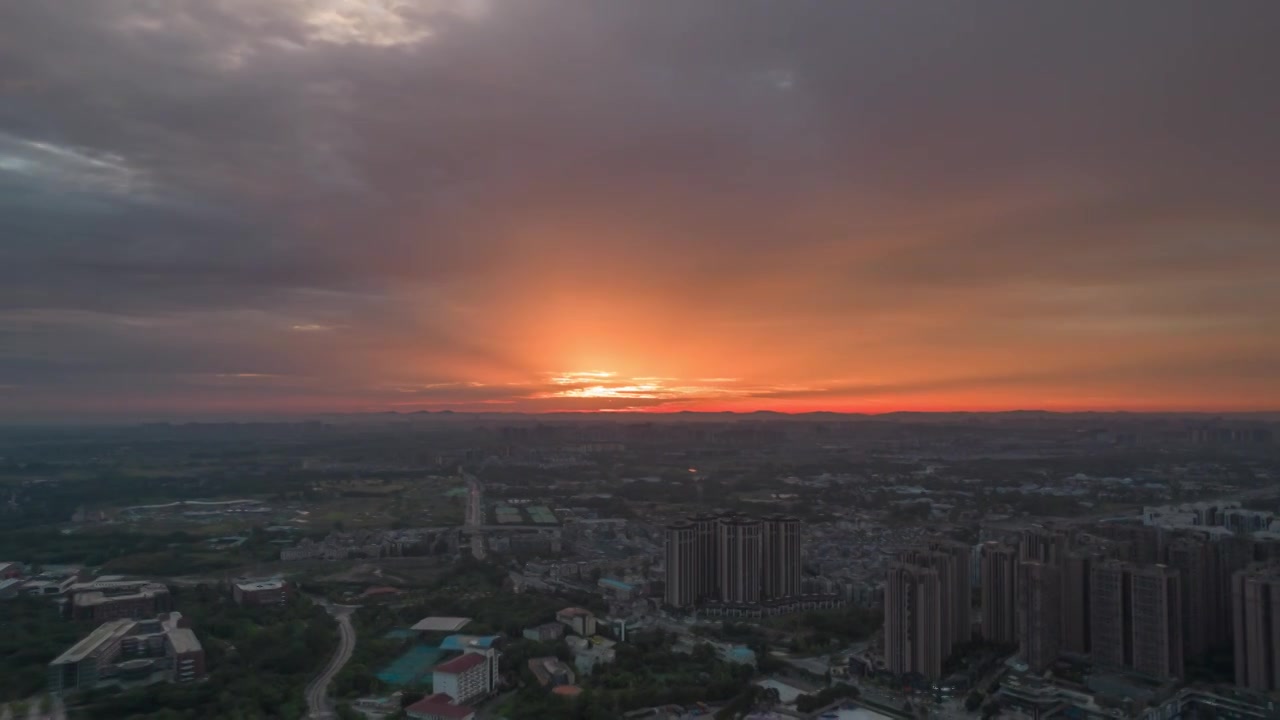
top-left (3, 0), bottom-right (1279, 420)
top-left (5, 5), bottom-right (1280, 720)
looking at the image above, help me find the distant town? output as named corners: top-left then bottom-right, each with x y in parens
top-left (0, 412), bottom-right (1277, 720)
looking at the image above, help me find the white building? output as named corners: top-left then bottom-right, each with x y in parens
top-left (431, 649), bottom-right (497, 705)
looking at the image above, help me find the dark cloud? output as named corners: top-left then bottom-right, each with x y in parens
top-left (1, 0), bottom-right (1278, 416)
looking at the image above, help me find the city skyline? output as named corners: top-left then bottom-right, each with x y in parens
top-left (3, 1), bottom-right (1280, 419)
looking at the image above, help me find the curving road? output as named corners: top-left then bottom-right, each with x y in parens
top-left (306, 604), bottom-right (357, 719)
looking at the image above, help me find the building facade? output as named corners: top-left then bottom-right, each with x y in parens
top-left (692, 513), bottom-right (723, 603)
top-left (1089, 560), bottom-right (1130, 669)
top-left (1017, 561), bottom-right (1061, 672)
top-left (72, 584), bottom-right (172, 623)
top-left (1165, 536), bottom-right (1210, 662)
top-left (929, 539), bottom-right (973, 649)
top-left (432, 652), bottom-right (492, 705)
top-left (719, 515), bottom-right (763, 605)
top-left (1233, 563), bottom-right (1280, 692)
top-left (48, 612), bottom-right (205, 694)
top-left (232, 578), bottom-right (291, 607)
top-left (980, 542), bottom-right (1018, 645)
top-left (1060, 550), bottom-right (1096, 655)
top-left (899, 548), bottom-right (957, 661)
top-left (666, 512), bottom-right (810, 613)
top-left (885, 562), bottom-right (942, 679)
top-left (1128, 564), bottom-right (1183, 681)
top-left (762, 514), bottom-right (802, 601)
top-left (555, 607), bottom-right (597, 637)
top-left (663, 521), bottom-right (697, 609)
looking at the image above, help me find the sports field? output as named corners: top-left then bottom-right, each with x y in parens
top-left (375, 644), bottom-right (444, 687)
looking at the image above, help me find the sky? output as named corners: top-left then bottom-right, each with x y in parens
top-left (2, 0), bottom-right (1279, 419)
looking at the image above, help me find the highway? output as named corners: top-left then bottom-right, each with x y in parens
top-left (306, 603), bottom-right (357, 720)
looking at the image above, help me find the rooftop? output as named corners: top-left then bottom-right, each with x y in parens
top-left (73, 583), bottom-right (168, 607)
top-left (557, 607), bottom-right (593, 617)
top-left (411, 616), bottom-right (472, 633)
top-left (434, 652), bottom-right (487, 675)
top-left (51, 619), bottom-right (136, 665)
top-left (235, 580), bottom-right (285, 592)
top-left (166, 627), bottom-right (203, 655)
top-left (439, 634), bottom-right (502, 651)
top-left (405, 693), bottom-right (474, 719)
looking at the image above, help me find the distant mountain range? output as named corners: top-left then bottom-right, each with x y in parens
top-left (306, 409), bottom-right (1280, 424)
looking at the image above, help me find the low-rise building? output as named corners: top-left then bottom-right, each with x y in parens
top-left (527, 656), bottom-right (575, 688)
top-left (72, 583), bottom-right (172, 623)
top-left (0, 561), bottom-right (22, 579)
top-left (351, 691), bottom-right (403, 715)
top-left (522, 622), bottom-right (565, 642)
top-left (48, 612), bottom-right (205, 694)
top-left (432, 651), bottom-right (497, 705)
top-left (0, 577), bottom-right (24, 599)
top-left (232, 578), bottom-right (291, 607)
top-left (21, 572), bottom-right (80, 597)
top-left (566, 635), bottom-right (616, 676)
top-left (556, 607), bottom-right (597, 637)
top-left (405, 693), bottom-right (476, 720)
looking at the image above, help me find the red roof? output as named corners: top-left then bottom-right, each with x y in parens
top-left (405, 695), bottom-right (474, 720)
top-left (433, 652), bottom-right (487, 674)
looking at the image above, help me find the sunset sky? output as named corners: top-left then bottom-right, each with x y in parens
top-left (2, 1), bottom-right (1279, 419)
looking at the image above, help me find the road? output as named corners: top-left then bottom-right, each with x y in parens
top-left (306, 602), bottom-right (358, 719)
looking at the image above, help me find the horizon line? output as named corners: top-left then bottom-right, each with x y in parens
top-left (3, 406), bottom-right (1279, 427)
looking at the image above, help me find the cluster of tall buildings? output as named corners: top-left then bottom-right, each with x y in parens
top-left (664, 513), bottom-right (801, 610)
top-left (882, 539), bottom-right (972, 679)
top-left (883, 521), bottom-right (1280, 691)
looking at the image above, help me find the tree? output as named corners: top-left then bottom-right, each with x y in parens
top-left (965, 691), bottom-right (985, 712)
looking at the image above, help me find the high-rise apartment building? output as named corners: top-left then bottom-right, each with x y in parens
top-left (1233, 564), bottom-right (1280, 692)
top-left (1020, 528), bottom-right (1069, 566)
top-left (762, 514), bottom-right (802, 601)
top-left (1129, 564), bottom-right (1183, 681)
top-left (885, 563), bottom-right (943, 680)
top-left (1060, 551), bottom-right (1097, 655)
top-left (900, 548), bottom-right (957, 660)
top-left (1091, 560), bottom-right (1184, 681)
top-left (663, 521), bottom-right (696, 609)
top-left (1018, 561), bottom-right (1062, 672)
top-left (465, 476), bottom-right (483, 528)
top-left (718, 515), bottom-right (763, 605)
top-left (666, 512), bottom-right (806, 611)
top-left (980, 542), bottom-right (1018, 645)
top-left (929, 538), bottom-right (974, 648)
top-left (1165, 536), bottom-right (1211, 661)
top-left (1100, 524), bottom-right (1164, 565)
top-left (691, 513), bottom-right (723, 603)
top-left (1090, 560), bottom-right (1130, 669)
top-left (1212, 534), bottom-right (1254, 647)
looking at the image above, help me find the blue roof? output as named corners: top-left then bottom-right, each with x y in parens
top-left (439, 634), bottom-right (502, 650)
top-left (600, 578), bottom-right (634, 591)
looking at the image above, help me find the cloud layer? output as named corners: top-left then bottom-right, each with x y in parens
top-left (2, 1), bottom-right (1278, 418)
